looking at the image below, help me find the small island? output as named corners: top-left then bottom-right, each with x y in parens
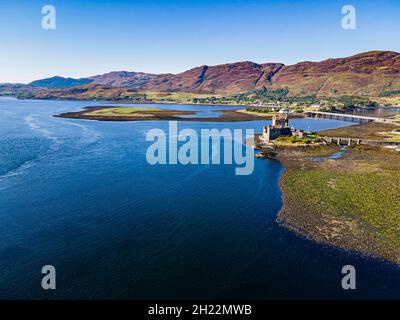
top-left (55, 107), bottom-right (196, 121)
top-left (55, 106), bottom-right (304, 122)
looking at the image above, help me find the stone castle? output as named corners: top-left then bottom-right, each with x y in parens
top-left (263, 114), bottom-right (305, 142)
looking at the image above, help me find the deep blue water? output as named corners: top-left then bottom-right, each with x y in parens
top-left (1, 98), bottom-right (400, 299)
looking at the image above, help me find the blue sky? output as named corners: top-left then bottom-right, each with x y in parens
top-left (1, 0), bottom-right (399, 83)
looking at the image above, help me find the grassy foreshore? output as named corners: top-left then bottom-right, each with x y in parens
top-left (258, 123), bottom-right (400, 264)
top-left (319, 122), bottom-right (399, 141)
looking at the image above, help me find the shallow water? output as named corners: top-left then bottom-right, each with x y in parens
top-left (343, 107), bottom-right (400, 118)
top-left (0, 98), bottom-right (399, 299)
top-left (310, 152), bottom-right (345, 162)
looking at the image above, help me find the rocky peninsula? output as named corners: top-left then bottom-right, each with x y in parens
top-left (254, 122), bottom-right (400, 264)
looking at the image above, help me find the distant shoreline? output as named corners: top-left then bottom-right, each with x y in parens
top-left (0, 95), bottom-right (285, 110)
top-left (1, 95), bottom-right (255, 108)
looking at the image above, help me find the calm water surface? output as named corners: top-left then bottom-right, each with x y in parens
top-left (0, 98), bottom-right (399, 299)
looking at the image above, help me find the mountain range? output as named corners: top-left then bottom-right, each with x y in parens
top-left (3, 51), bottom-right (400, 100)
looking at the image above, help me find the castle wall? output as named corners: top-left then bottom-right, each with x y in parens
top-left (263, 126), bottom-right (292, 142)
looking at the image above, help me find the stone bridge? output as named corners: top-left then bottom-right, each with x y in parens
top-left (322, 136), bottom-right (400, 146)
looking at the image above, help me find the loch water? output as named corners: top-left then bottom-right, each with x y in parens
top-left (1, 98), bottom-right (399, 299)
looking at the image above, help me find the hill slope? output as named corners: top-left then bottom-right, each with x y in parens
top-left (7, 51), bottom-right (400, 99)
top-left (89, 71), bottom-right (157, 87)
top-left (30, 76), bottom-right (93, 89)
top-left (271, 51), bottom-right (400, 97)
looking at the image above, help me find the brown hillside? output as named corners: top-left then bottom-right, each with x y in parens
top-left (271, 51), bottom-right (400, 97)
top-left (23, 51), bottom-right (400, 99)
top-left (138, 62), bottom-right (283, 94)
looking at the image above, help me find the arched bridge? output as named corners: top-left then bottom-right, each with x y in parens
top-left (322, 136), bottom-right (400, 146)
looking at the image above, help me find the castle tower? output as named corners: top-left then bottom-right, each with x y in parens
top-left (271, 114), bottom-right (289, 128)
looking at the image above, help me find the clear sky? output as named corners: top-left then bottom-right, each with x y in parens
top-left (1, 0), bottom-right (399, 83)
